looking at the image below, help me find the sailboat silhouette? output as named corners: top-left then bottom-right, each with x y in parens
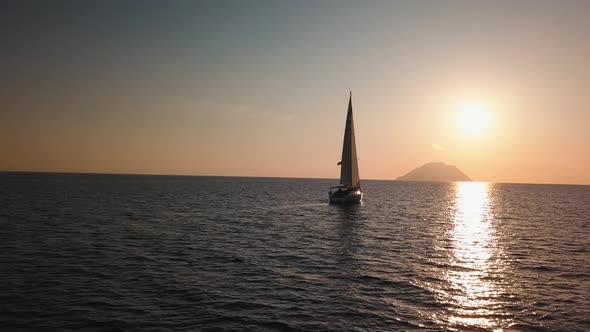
top-left (329, 92), bottom-right (363, 204)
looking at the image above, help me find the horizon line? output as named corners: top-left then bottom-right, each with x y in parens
top-left (1, 170), bottom-right (588, 186)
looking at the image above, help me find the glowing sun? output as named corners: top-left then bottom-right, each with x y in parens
top-left (457, 102), bottom-right (491, 135)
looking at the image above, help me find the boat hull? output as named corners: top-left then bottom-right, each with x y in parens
top-left (329, 189), bottom-right (363, 204)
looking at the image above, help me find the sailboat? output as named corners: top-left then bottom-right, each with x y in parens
top-left (329, 92), bottom-right (363, 204)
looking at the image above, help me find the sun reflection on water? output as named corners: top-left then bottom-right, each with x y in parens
top-left (442, 182), bottom-right (510, 330)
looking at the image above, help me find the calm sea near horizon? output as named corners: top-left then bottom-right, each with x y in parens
top-left (1, 172), bottom-right (589, 331)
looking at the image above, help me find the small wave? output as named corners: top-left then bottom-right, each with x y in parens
top-left (507, 322), bottom-right (552, 332)
top-left (557, 272), bottom-right (590, 279)
top-left (214, 300), bottom-right (278, 311)
top-left (424, 260), bottom-right (479, 272)
top-left (199, 315), bottom-right (299, 332)
top-left (521, 265), bottom-right (560, 272)
top-left (355, 275), bottom-right (428, 295)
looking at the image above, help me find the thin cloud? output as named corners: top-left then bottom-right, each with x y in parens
top-left (432, 143), bottom-right (446, 151)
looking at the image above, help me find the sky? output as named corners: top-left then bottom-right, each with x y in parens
top-left (1, 0), bottom-right (589, 184)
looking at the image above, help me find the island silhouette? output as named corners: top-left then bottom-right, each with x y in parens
top-left (396, 162), bottom-right (472, 182)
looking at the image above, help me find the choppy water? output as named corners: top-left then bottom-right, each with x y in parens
top-left (1, 172), bottom-right (589, 331)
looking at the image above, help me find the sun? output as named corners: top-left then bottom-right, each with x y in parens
top-left (456, 102), bottom-right (491, 136)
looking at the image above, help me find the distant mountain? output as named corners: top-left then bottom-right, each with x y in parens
top-left (396, 162), bottom-right (472, 182)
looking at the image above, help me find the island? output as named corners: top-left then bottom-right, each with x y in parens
top-left (396, 162), bottom-right (472, 182)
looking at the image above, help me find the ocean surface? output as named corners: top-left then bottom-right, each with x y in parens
top-left (1, 172), bottom-right (589, 332)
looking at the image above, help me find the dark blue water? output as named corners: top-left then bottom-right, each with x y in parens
top-left (1, 172), bottom-right (589, 331)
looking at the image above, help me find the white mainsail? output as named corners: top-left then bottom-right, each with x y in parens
top-left (339, 93), bottom-right (360, 188)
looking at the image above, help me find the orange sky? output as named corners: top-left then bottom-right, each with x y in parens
top-left (2, 1), bottom-right (589, 184)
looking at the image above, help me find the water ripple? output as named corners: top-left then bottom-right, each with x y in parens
top-left (1, 173), bottom-right (589, 331)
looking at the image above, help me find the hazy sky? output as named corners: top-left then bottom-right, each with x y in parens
top-left (2, 0), bottom-right (589, 184)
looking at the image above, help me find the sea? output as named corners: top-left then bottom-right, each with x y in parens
top-left (1, 172), bottom-right (589, 332)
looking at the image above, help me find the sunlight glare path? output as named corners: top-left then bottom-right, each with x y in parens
top-left (445, 182), bottom-right (510, 330)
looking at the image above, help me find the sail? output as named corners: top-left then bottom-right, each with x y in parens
top-left (339, 93), bottom-right (361, 188)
